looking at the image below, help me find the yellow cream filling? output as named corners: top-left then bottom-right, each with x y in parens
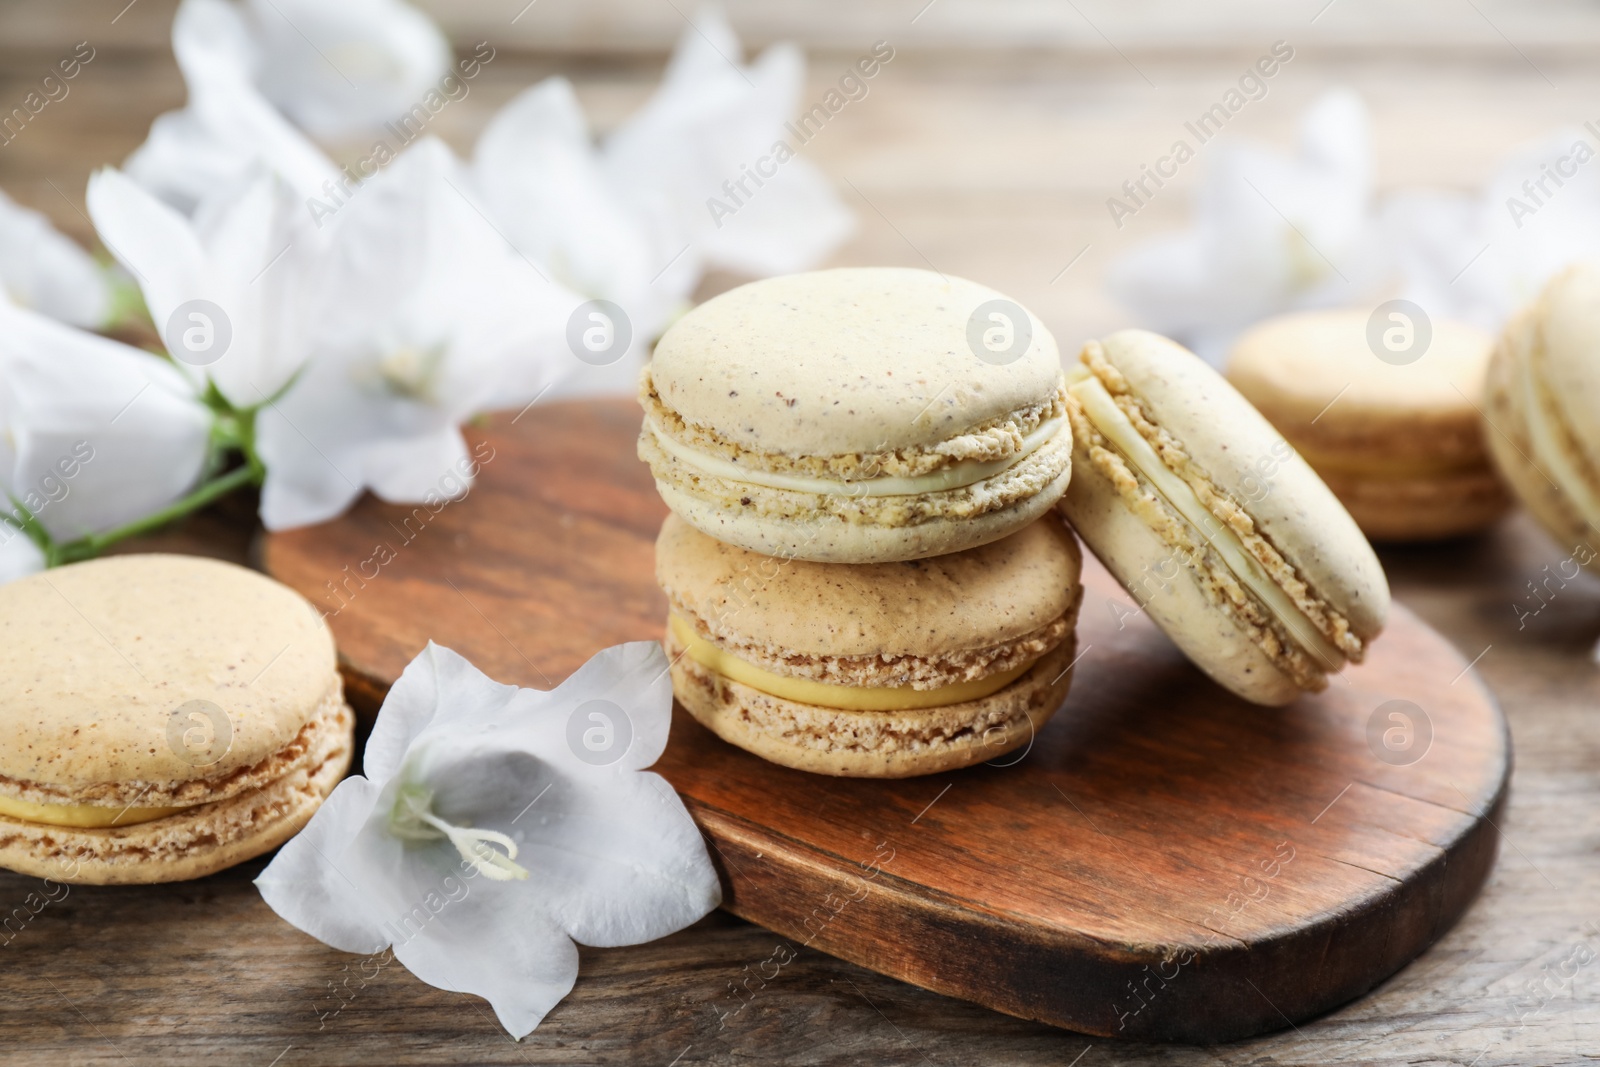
top-left (0, 792), bottom-right (189, 828)
top-left (648, 415), bottom-right (1066, 498)
top-left (669, 613), bottom-right (1039, 710)
top-left (1067, 365), bottom-right (1345, 670)
top-left (1520, 350), bottom-right (1600, 532)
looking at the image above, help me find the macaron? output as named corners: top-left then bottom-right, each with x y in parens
top-left (656, 512), bottom-right (1083, 777)
top-left (638, 267), bottom-right (1074, 564)
top-left (0, 554), bottom-right (354, 884)
top-left (1058, 330), bottom-right (1389, 706)
top-left (1482, 264), bottom-right (1600, 564)
top-left (1226, 309), bottom-right (1511, 542)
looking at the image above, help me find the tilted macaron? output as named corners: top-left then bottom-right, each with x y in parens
top-left (1483, 264), bottom-right (1600, 566)
top-left (657, 512), bottom-right (1083, 777)
top-left (0, 554), bottom-right (354, 884)
top-left (638, 267), bottom-right (1074, 564)
top-left (1058, 330), bottom-right (1389, 706)
top-left (1227, 309), bottom-right (1511, 542)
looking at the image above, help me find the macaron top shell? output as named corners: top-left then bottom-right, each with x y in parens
top-left (1227, 309), bottom-right (1494, 463)
top-left (0, 554), bottom-right (337, 792)
top-left (648, 267), bottom-right (1062, 456)
top-left (656, 512), bottom-right (1080, 660)
top-left (1094, 330), bottom-right (1389, 642)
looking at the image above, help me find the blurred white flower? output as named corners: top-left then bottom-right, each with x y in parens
top-left (1385, 129), bottom-right (1600, 333)
top-left (124, 0), bottom-right (339, 216)
top-left (87, 164), bottom-right (321, 410)
top-left (254, 137), bottom-right (581, 531)
top-left (1107, 89), bottom-right (1390, 364)
top-left (605, 8), bottom-right (854, 280)
top-left (474, 79), bottom-right (671, 345)
top-left (0, 301), bottom-right (212, 550)
top-left (257, 641), bottom-right (721, 1038)
top-left (0, 533), bottom-right (44, 585)
top-left (246, 0), bottom-right (452, 140)
top-left (0, 187), bottom-right (114, 329)
top-left (471, 7), bottom-right (852, 393)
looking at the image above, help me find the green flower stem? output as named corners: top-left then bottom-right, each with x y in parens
top-left (48, 463), bottom-right (263, 566)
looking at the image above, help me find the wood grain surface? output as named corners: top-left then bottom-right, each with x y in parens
top-left (257, 399), bottom-right (1510, 1044)
top-left (5, 4), bottom-right (1600, 1063)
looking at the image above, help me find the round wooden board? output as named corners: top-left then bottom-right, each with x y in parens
top-left (260, 399), bottom-right (1510, 1044)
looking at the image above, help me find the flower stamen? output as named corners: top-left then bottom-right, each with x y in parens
top-left (390, 784), bottom-right (530, 881)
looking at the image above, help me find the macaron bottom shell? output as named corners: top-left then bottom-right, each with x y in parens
top-left (1058, 466), bottom-right (1308, 707)
top-left (0, 699), bottom-right (353, 885)
top-left (667, 627), bottom-right (1079, 778)
top-left (1316, 465), bottom-right (1513, 543)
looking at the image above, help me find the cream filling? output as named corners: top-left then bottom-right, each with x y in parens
top-left (1519, 351), bottom-right (1600, 533)
top-left (0, 792), bottom-right (190, 828)
top-left (670, 614), bottom-right (1041, 710)
top-left (1067, 366), bottom-right (1345, 671)
top-left (648, 415), bottom-right (1066, 498)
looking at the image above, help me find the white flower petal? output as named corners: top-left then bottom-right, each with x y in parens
top-left (473, 80), bottom-right (663, 326)
top-left (0, 302), bottom-right (211, 541)
top-left (349, 428), bottom-right (467, 506)
top-left (254, 775), bottom-right (389, 954)
top-left (528, 640), bottom-right (675, 773)
top-left (257, 137), bottom-right (568, 528)
top-left (89, 165), bottom-right (319, 410)
top-left (1106, 88), bottom-right (1389, 364)
top-left (86, 167), bottom-right (210, 341)
top-left (602, 12), bottom-right (851, 285)
top-left (247, 0), bottom-right (452, 140)
top-left (393, 899), bottom-right (578, 1038)
top-left (254, 402), bottom-right (365, 531)
top-left (0, 531), bottom-right (44, 586)
top-left (521, 770), bottom-right (721, 949)
top-left (363, 642), bottom-right (521, 784)
top-left (124, 0), bottom-right (338, 215)
top-left (0, 187), bottom-right (113, 328)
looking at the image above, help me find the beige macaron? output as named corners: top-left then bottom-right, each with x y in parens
top-left (1227, 308), bottom-right (1511, 541)
top-left (1483, 264), bottom-right (1600, 567)
top-left (1058, 330), bottom-right (1389, 706)
top-left (638, 267), bottom-right (1073, 564)
top-left (0, 554), bottom-right (353, 884)
top-left (657, 512), bottom-right (1083, 777)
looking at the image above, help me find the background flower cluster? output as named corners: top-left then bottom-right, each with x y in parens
top-left (0, 0), bottom-right (852, 582)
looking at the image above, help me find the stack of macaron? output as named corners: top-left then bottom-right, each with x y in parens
top-left (639, 268), bottom-right (1083, 776)
top-left (0, 554), bottom-right (354, 884)
top-left (638, 267), bottom-right (1391, 776)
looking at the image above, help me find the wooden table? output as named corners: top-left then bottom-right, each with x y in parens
top-left (3, 3), bottom-right (1600, 1063)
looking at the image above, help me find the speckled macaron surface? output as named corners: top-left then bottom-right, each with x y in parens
top-left (638, 267), bottom-right (1074, 564)
top-left (1059, 330), bottom-right (1389, 707)
top-left (0, 554), bottom-right (354, 884)
top-left (656, 512), bottom-right (1083, 777)
top-left (1227, 309), bottom-right (1511, 541)
top-left (1483, 263), bottom-right (1600, 570)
